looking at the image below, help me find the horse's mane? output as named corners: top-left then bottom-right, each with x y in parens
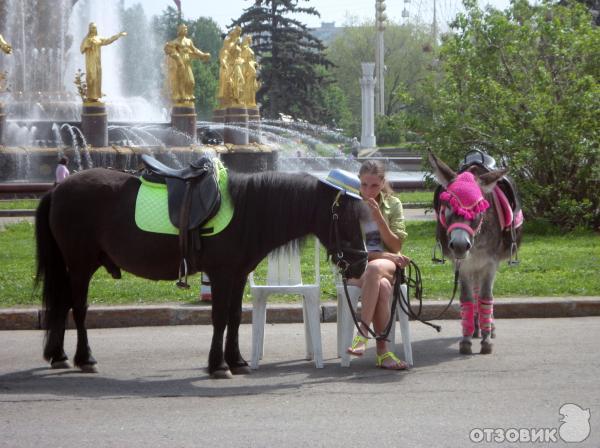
top-left (227, 170), bottom-right (323, 254)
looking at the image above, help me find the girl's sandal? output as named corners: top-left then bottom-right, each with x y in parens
top-left (347, 334), bottom-right (368, 356)
top-left (375, 352), bottom-right (409, 370)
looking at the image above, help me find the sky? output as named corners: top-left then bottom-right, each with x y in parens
top-left (125, 0), bottom-right (512, 32)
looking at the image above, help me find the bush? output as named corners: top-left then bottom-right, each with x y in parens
top-left (375, 113), bottom-right (406, 146)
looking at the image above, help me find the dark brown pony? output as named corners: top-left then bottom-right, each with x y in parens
top-left (35, 167), bottom-right (368, 378)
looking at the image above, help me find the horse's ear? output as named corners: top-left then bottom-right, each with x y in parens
top-left (478, 169), bottom-right (507, 193)
top-left (428, 151), bottom-right (456, 187)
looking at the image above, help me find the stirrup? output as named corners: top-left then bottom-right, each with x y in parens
top-left (432, 240), bottom-right (446, 264)
top-left (176, 258), bottom-right (190, 289)
top-left (508, 241), bottom-right (520, 266)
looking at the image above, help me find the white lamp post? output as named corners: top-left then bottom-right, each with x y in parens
top-left (375, 0), bottom-right (386, 116)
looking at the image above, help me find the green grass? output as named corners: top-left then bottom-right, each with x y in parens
top-left (0, 199), bottom-right (39, 210)
top-left (1, 220), bottom-right (598, 308)
top-left (0, 192), bottom-right (435, 211)
top-left (395, 191), bottom-right (433, 205)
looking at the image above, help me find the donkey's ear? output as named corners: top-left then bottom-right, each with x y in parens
top-left (478, 169), bottom-right (507, 193)
top-left (428, 151), bottom-right (456, 187)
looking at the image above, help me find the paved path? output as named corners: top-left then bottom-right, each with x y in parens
top-left (1, 318), bottom-right (599, 447)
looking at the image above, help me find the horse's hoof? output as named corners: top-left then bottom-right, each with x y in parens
top-left (78, 363), bottom-right (99, 373)
top-left (459, 341), bottom-right (473, 355)
top-left (230, 365), bottom-right (251, 375)
top-left (51, 359), bottom-right (72, 369)
top-left (480, 341), bottom-right (493, 355)
top-left (210, 369), bottom-right (233, 379)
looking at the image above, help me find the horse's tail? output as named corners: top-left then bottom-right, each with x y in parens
top-left (34, 192), bottom-right (71, 338)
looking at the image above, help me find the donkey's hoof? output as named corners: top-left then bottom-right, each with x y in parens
top-left (230, 365), bottom-right (251, 375)
top-left (51, 359), bottom-right (72, 369)
top-left (459, 341), bottom-right (473, 355)
top-left (210, 369), bottom-right (233, 379)
top-left (78, 363), bottom-right (99, 373)
top-left (480, 341), bottom-right (493, 355)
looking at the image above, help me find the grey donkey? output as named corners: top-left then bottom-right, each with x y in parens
top-left (429, 152), bottom-right (523, 355)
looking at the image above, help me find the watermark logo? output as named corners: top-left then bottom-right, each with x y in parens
top-left (469, 403), bottom-right (591, 444)
top-left (559, 403), bottom-right (591, 443)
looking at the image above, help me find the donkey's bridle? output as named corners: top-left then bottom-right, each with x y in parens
top-left (439, 203), bottom-right (485, 237)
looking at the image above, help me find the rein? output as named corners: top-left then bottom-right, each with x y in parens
top-left (339, 260), bottom-right (457, 341)
top-left (394, 260), bottom-right (459, 333)
top-left (330, 191), bottom-right (456, 341)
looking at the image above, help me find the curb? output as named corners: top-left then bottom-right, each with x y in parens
top-left (0, 209), bottom-right (35, 217)
top-left (1, 297), bottom-right (599, 331)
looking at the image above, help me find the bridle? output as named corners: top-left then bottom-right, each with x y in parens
top-left (433, 177), bottom-right (490, 263)
top-left (329, 191), bottom-right (368, 278)
top-left (438, 198), bottom-right (486, 238)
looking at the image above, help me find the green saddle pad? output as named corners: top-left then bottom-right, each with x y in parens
top-left (135, 159), bottom-right (234, 236)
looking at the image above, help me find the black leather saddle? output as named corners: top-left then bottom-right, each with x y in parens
top-left (433, 149), bottom-right (521, 217)
top-left (141, 154), bottom-right (222, 288)
top-left (141, 154), bottom-right (220, 230)
top-left (458, 149), bottom-right (521, 214)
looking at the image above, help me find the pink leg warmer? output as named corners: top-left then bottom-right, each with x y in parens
top-left (478, 298), bottom-right (494, 334)
top-left (461, 301), bottom-right (475, 337)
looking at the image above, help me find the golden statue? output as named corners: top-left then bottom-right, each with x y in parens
top-left (0, 34), bottom-right (12, 54)
top-left (241, 35), bottom-right (260, 108)
top-left (0, 35), bottom-right (12, 96)
top-left (217, 35), bottom-right (232, 107)
top-left (228, 38), bottom-right (245, 106)
top-left (80, 23), bottom-right (127, 103)
top-left (164, 24), bottom-right (210, 105)
top-left (217, 26), bottom-right (242, 108)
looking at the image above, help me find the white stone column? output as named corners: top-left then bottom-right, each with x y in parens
top-left (360, 62), bottom-right (376, 149)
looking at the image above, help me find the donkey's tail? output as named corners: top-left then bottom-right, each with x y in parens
top-left (34, 192), bottom-right (71, 345)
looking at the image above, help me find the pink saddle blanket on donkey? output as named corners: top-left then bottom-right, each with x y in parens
top-left (492, 186), bottom-right (523, 230)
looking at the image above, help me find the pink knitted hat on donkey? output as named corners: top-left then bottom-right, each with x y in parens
top-left (440, 171), bottom-right (490, 220)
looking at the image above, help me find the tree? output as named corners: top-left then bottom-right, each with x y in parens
top-left (327, 19), bottom-right (436, 142)
top-left (427, 0), bottom-right (600, 229)
top-left (186, 17), bottom-right (222, 119)
top-left (564, 0), bottom-right (600, 25)
top-left (230, 0), bottom-right (334, 121)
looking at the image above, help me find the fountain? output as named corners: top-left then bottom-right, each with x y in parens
top-left (0, 0), bottom-right (422, 189)
top-left (0, 0), bottom-right (281, 183)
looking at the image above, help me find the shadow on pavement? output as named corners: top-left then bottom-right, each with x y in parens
top-left (0, 336), bottom-right (461, 399)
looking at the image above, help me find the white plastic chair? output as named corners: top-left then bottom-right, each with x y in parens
top-left (248, 238), bottom-right (323, 369)
top-left (336, 275), bottom-right (413, 367)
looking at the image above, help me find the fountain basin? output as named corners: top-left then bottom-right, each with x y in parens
top-left (0, 144), bottom-right (280, 182)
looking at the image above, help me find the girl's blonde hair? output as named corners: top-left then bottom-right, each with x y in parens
top-left (358, 160), bottom-right (393, 194)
